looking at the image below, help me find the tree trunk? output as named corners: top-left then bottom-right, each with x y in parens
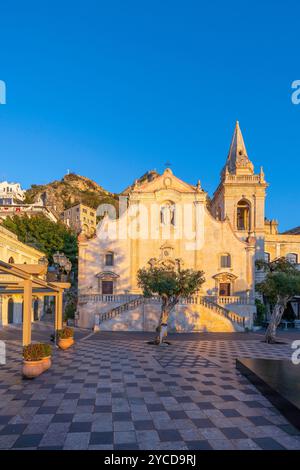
top-left (265, 296), bottom-right (289, 343)
top-left (264, 298), bottom-right (271, 320)
top-left (155, 296), bottom-right (178, 345)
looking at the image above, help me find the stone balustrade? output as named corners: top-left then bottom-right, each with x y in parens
top-left (78, 294), bottom-right (254, 305)
top-left (78, 293), bottom-right (254, 306)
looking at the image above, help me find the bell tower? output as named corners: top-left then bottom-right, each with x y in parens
top-left (211, 122), bottom-right (268, 256)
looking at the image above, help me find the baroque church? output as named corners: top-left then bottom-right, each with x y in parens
top-left (77, 122), bottom-right (300, 332)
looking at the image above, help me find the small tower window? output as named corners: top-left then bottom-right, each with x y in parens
top-left (237, 200), bottom-right (250, 231)
top-left (286, 253), bottom-right (298, 264)
top-left (8, 257), bottom-right (14, 264)
top-left (105, 252), bottom-right (114, 266)
top-left (220, 254), bottom-right (231, 268)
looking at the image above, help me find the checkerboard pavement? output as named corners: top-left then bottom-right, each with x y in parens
top-left (0, 328), bottom-right (300, 450)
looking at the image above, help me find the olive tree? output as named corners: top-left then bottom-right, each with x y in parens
top-left (137, 266), bottom-right (205, 344)
top-left (256, 258), bottom-right (300, 343)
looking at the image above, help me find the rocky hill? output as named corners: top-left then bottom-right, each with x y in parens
top-left (24, 173), bottom-right (118, 215)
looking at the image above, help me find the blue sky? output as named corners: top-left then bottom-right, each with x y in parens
top-left (0, 0), bottom-right (299, 231)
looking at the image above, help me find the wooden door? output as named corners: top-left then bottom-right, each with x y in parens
top-left (219, 282), bottom-right (231, 296)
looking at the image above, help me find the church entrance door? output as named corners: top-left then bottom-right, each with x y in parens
top-left (102, 281), bottom-right (114, 295)
top-left (219, 282), bottom-right (231, 296)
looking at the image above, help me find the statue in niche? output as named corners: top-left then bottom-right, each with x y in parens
top-left (160, 202), bottom-right (175, 226)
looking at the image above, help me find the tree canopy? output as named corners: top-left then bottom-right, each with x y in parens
top-left (256, 257), bottom-right (300, 343)
top-left (256, 257), bottom-right (300, 305)
top-left (137, 266), bottom-right (205, 300)
top-left (2, 214), bottom-right (78, 268)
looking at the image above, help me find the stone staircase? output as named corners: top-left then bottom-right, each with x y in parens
top-left (94, 295), bottom-right (247, 332)
top-left (191, 296), bottom-right (246, 329)
top-left (98, 296), bottom-right (144, 324)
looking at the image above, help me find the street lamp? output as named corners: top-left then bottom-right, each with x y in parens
top-left (53, 252), bottom-right (72, 280)
top-left (38, 256), bottom-right (48, 266)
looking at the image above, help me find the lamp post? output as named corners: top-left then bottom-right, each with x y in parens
top-left (53, 252), bottom-right (72, 281)
top-left (38, 256), bottom-right (49, 267)
top-left (52, 252), bottom-right (72, 346)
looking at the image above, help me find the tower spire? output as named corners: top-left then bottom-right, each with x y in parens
top-left (224, 121), bottom-right (254, 175)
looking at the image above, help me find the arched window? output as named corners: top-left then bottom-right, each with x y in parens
top-left (8, 257), bottom-right (14, 264)
top-left (105, 252), bottom-right (114, 266)
top-left (286, 253), bottom-right (298, 264)
top-left (237, 200), bottom-right (251, 231)
top-left (220, 254), bottom-right (231, 268)
top-left (160, 201), bottom-right (175, 226)
top-left (264, 252), bottom-right (270, 263)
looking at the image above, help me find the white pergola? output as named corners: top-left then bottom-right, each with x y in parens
top-left (0, 260), bottom-right (70, 345)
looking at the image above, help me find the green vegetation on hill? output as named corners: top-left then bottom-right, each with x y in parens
top-left (24, 173), bottom-right (119, 214)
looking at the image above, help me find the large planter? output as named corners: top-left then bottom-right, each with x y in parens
top-left (22, 360), bottom-right (44, 379)
top-left (41, 356), bottom-right (52, 371)
top-left (58, 337), bottom-right (74, 350)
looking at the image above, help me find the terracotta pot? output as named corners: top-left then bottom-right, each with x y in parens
top-left (58, 337), bottom-right (74, 350)
top-left (41, 356), bottom-right (52, 371)
top-left (22, 360), bottom-right (44, 379)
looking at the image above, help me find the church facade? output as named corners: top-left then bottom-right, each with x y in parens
top-left (77, 122), bottom-right (300, 331)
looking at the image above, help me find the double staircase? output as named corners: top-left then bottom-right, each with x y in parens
top-left (94, 294), bottom-right (247, 332)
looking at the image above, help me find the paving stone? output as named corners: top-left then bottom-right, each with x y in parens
top-left (134, 420), bottom-right (155, 430)
top-left (209, 439), bottom-right (235, 450)
top-left (0, 435), bottom-right (19, 449)
top-left (114, 431), bottom-right (137, 444)
top-left (253, 437), bottom-right (286, 450)
top-left (136, 430), bottom-right (160, 443)
top-left (64, 432), bottom-right (91, 449)
top-left (69, 422), bottom-right (92, 432)
top-left (158, 429), bottom-right (182, 441)
top-left (186, 440), bottom-right (212, 450)
top-left (13, 434), bottom-right (43, 448)
top-left (89, 432), bottom-right (113, 445)
top-left (52, 413), bottom-right (73, 423)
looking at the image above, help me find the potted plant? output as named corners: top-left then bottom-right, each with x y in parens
top-left (41, 343), bottom-right (52, 371)
top-left (23, 343), bottom-right (51, 378)
top-left (57, 326), bottom-right (74, 350)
